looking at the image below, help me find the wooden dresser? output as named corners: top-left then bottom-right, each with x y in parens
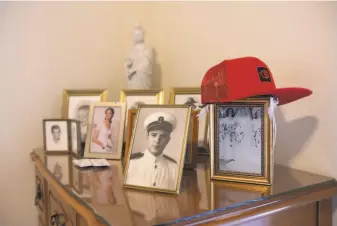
top-left (31, 148), bottom-right (337, 226)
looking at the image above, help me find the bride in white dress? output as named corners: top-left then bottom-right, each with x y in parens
top-left (91, 108), bottom-right (116, 153)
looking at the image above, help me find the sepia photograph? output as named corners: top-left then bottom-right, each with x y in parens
top-left (45, 155), bottom-right (71, 185)
top-left (123, 105), bottom-right (192, 194)
top-left (62, 89), bottom-right (108, 143)
top-left (169, 87), bottom-right (209, 155)
top-left (43, 119), bottom-right (70, 153)
top-left (84, 102), bottom-right (126, 159)
top-left (210, 97), bottom-right (273, 185)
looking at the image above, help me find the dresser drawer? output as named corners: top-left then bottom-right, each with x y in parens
top-left (48, 186), bottom-right (77, 226)
top-left (35, 166), bottom-right (46, 213)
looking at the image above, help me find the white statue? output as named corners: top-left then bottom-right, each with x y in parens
top-left (125, 23), bottom-right (153, 89)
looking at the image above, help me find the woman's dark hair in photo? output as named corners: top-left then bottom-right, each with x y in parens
top-left (105, 107), bottom-right (115, 122)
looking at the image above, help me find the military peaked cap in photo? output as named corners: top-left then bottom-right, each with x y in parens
top-left (144, 112), bottom-right (177, 133)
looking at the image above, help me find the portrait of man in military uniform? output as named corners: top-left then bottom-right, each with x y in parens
top-left (124, 106), bottom-right (192, 193)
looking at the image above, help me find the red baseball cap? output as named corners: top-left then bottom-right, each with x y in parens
top-left (201, 57), bottom-right (312, 105)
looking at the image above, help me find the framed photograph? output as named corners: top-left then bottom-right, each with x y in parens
top-left (43, 119), bottom-right (70, 153)
top-left (169, 87), bottom-right (209, 155)
top-left (124, 109), bottom-right (138, 167)
top-left (45, 154), bottom-right (72, 186)
top-left (62, 89), bottom-right (108, 143)
top-left (84, 102), bottom-right (126, 160)
top-left (209, 97), bottom-right (273, 185)
top-left (123, 105), bottom-right (192, 194)
top-left (211, 180), bottom-right (271, 210)
top-left (184, 110), bottom-right (199, 170)
top-left (69, 119), bottom-right (81, 157)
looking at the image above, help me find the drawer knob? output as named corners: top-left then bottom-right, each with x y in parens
top-left (50, 211), bottom-right (66, 226)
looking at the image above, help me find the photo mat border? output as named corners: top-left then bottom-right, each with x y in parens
top-left (83, 102), bottom-right (126, 160)
top-left (123, 104), bottom-right (192, 194)
top-left (210, 97), bottom-right (273, 185)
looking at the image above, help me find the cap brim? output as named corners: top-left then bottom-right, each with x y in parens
top-left (266, 87), bottom-right (312, 105)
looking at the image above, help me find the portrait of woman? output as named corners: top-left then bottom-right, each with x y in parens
top-left (84, 102), bottom-right (126, 160)
top-left (91, 107), bottom-right (116, 153)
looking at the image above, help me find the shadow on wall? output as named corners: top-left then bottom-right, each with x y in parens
top-left (274, 108), bottom-right (318, 166)
top-left (152, 48), bottom-right (162, 89)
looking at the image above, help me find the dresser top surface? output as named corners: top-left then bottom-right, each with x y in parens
top-left (32, 148), bottom-right (335, 226)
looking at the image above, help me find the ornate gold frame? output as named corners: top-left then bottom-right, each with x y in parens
top-left (210, 180), bottom-right (271, 210)
top-left (83, 102), bottom-right (126, 160)
top-left (209, 97), bottom-right (273, 185)
top-left (120, 89), bottom-right (164, 105)
top-left (168, 87), bottom-right (209, 155)
top-left (123, 104), bottom-right (192, 194)
top-left (62, 89), bottom-right (108, 118)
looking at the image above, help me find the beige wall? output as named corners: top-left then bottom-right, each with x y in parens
top-left (1, 1), bottom-right (337, 225)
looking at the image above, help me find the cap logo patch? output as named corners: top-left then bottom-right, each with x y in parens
top-left (158, 116), bottom-right (164, 123)
top-left (257, 67), bottom-right (271, 82)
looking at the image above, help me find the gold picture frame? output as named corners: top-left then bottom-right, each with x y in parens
top-left (124, 109), bottom-right (138, 168)
top-left (123, 104), bottom-right (192, 194)
top-left (209, 97), bottom-right (273, 185)
top-left (184, 110), bottom-right (199, 170)
top-left (62, 89), bottom-right (108, 118)
top-left (211, 180), bottom-right (271, 210)
top-left (169, 87), bottom-right (209, 156)
top-left (120, 89), bottom-right (164, 108)
top-left (84, 102), bottom-right (126, 160)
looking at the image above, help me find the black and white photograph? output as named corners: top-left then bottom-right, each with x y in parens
top-left (209, 98), bottom-right (273, 185)
top-left (169, 88), bottom-right (209, 155)
top-left (84, 102), bottom-right (126, 160)
top-left (62, 89), bottom-right (108, 143)
top-left (43, 119), bottom-right (69, 153)
top-left (45, 155), bottom-right (71, 185)
top-left (123, 105), bottom-right (192, 194)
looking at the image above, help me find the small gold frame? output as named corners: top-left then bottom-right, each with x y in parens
top-left (211, 180), bottom-right (271, 210)
top-left (43, 119), bottom-right (72, 154)
top-left (62, 89), bottom-right (108, 119)
top-left (123, 104), bottom-right (192, 194)
top-left (210, 97), bottom-right (273, 185)
top-left (84, 102), bottom-right (126, 160)
top-left (169, 87), bottom-right (209, 155)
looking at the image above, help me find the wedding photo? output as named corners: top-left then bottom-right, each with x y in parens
top-left (43, 119), bottom-right (69, 153)
top-left (84, 102), bottom-right (126, 159)
top-left (209, 98), bottom-right (273, 185)
top-left (123, 105), bottom-right (192, 194)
